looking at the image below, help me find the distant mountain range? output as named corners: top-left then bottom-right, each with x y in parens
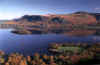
top-left (4, 11), bottom-right (100, 25)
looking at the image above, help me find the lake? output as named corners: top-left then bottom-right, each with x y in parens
top-left (0, 29), bottom-right (100, 55)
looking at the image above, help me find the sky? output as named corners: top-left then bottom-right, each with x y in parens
top-left (0, 0), bottom-right (100, 20)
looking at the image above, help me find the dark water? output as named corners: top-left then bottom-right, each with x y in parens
top-left (0, 29), bottom-right (100, 55)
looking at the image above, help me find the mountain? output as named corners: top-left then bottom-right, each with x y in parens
top-left (6, 11), bottom-right (99, 25)
top-left (58, 12), bottom-right (97, 24)
top-left (74, 11), bottom-right (100, 22)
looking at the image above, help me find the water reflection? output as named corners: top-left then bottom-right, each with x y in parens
top-left (26, 29), bottom-right (97, 36)
top-left (63, 30), bottom-right (96, 36)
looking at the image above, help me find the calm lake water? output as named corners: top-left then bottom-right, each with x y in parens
top-left (0, 29), bottom-right (100, 55)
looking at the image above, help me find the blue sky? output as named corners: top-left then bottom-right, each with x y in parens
top-left (0, 0), bottom-right (100, 20)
